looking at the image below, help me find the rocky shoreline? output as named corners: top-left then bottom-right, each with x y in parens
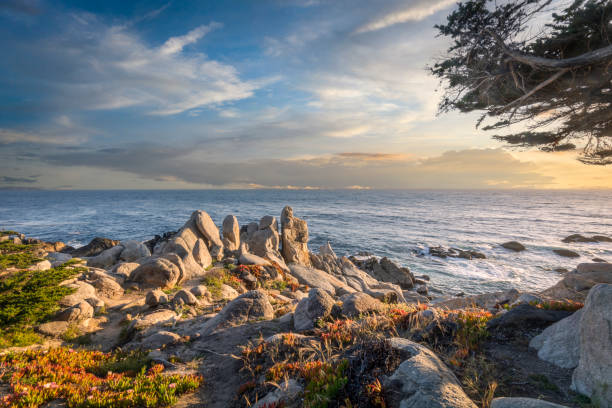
top-left (0, 206), bottom-right (611, 408)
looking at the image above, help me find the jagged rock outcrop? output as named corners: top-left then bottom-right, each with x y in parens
top-left (281, 206), bottom-right (310, 266)
top-left (222, 215), bottom-right (240, 252)
top-left (428, 246), bottom-right (486, 260)
top-left (71, 237), bottom-right (120, 258)
top-left (384, 337), bottom-right (477, 408)
top-left (238, 216), bottom-right (289, 270)
top-left (194, 210), bottom-right (224, 260)
top-left (349, 254), bottom-right (414, 289)
top-left (571, 284), bottom-right (612, 407)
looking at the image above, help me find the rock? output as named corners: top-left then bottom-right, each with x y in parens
top-left (193, 238), bottom-right (212, 269)
top-left (37, 321), bottom-right (70, 337)
top-left (92, 276), bottom-right (124, 298)
top-left (222, 215), bottom-right (240, 252)
top-left (253, 379), bottom-right (303, 408)
top-left (129, 257), bottom-right (182, 289)
top-left (29, 260), bottom-right (52, 271)
top-left (86, 297), bottom-right (105, 314)
top-left (529, 309), bottom-right (583, 368)
top-left (341, 292), bottom-right (384, 316)
top-left (294, 288), bottom-right (335, 331)
top-left (289, 264), bottom-right (347, 295)
top-left (131, 309), bottom-right (178, 331)
top-left (501, 241), bottom-right (526, 252)
top-left (87, 245), bottom-right (124, 269)
top-left (403, 291), bottom-right (430, 304)
top-left (540, 263), bottom-right (612, 301)
top-left (146, 289), bottom-right (169, 307)
top-left (47, 252), bottom-right (72, 267)
top-left (56, 301), bottom-right (94, 321)
top-left (562, 234), bottom-right (612, 243)
top-left (510, 293), bottom-right (543, 307)
top-left (593, 258), bottom-right (608, 263)
top-left (60, 281), bottom-right (97, 307)
top-left (219, 284), bottom-right (239, 301)
top-left (350, 255), bottom-right (414, 289)
top-left (112, 262), bottom-right (140, 280)
top-left (384, 337), bottom-right (477, 408)
top-left (281, 206), bottom-right (311, 265)
top-left (71, 237), bottom-right (120, 258)
top-left (433, 289), bottom-right (520, 311)
top-left (173, 289), bottom-right (201, 306)
top-left (193, 210), bottom-right (224, 259)
top-left (571, 284), bottom-right (612, 407)
top-left (491, 398), bottom-right (569, 407)
top-left (140, 331), bottom-right (181, 350)
top-left (428, 246), bottom-right (486, 260)
top-left (487, 304), bottom-right (572, 331)
top-left (191, 285), bottom-right (212, 301)
top-left (553, 249), bottom-right (580, 258)
top-left (416, 284), bottom-right (428, 295)
top-left (240, 272), bottom-right (258, 290)
top-left (199, 290), bottom-right (274, 333)
top-left (119, 240), bottom-right (151, 262)
top-left (320, 242), bottom-right (336, 258)
top-left (239, 251), bottom-right (270, 266)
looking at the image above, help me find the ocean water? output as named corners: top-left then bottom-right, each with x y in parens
top-left (1, 189), bottom-right (610, 295)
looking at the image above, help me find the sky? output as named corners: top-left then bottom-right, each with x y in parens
top-left (0, 0), bottom-right (610, 190)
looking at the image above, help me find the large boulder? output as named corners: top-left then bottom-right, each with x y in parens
top-left (529, 309), bottom-right (583, 369)
top-left (199, 290), bottom-right (274, 334)
top-left (571, 284), bottom-right (612, 407)
top-left (384, 337), bottom-right (477, 408)
top-left (281, 206), bottom-right (311, 266)
top-left (540, 263), bottom-right (612, 301)
top-left (129, 256), bottom-right (182, 289)
top-left (491, 398), bottom-right (569, 407)
top-left (60, 281), bottom-right (97, 307)
top-left (245, 215), bottom-right (288, 270)
top-left (145, 289), bottom-right (168, 307)
top-left (193, 210), bottom-right (224, 260)
top-left (341, 292), bottom-right (384, 316)
top-left (86, 245), bottom-right (124, 269)
top-left (91, 276), bottom-right (124, 299)
top-left (239, 251), bottom-right (270, 266)
top-left (222, 215), bottom-right (240, 252)
top-left (56, 300), bottom-right (94, 322)
top-left (112, 262), bottom-right (140, 281)
top-left (119, 240), bottom-right (151, 262)
top-left (294, 288), bottom-right (335, 331)
top-left (71, 237), bottom-right (120, 258)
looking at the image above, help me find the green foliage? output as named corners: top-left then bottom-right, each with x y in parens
top-left (92, 350), bottom-right (152, 377)
top-left (0, 263), bottom-right (84, 348)
top-left (303, 360), bottom-right (349, 408)
top-left (202, 269), bottom-right (242, 299)
top-left (0, 230), bottom-right (19, 236)
top-left (0, 328), bottom-right (42, 349)
top-left (264, 280), bottom-right (287, 291)
top-left (0, 241), bottom-right (43, 269)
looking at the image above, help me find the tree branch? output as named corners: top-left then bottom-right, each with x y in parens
top-left (495, 68), bottom-right (570, 113)
top-left (485, 29), bottom-right (612, 69)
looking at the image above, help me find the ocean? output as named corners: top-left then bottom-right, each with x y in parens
top-left (1, 189), bottom-right (610, 295)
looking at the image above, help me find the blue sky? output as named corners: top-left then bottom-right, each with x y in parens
top-left (1, 0), bottom-right (610, 189)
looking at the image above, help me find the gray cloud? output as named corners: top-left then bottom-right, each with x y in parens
top-left (1, 175), bottom-right (38, 184)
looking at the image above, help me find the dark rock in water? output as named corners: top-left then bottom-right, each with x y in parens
top-left (429, 246), bottom-right (486, 260)
top-left (592, 258), bottom-right (607, 263)
top-left (562, 234), bottom-right (612, 243)
top-left (144, 231), bottom-right (176, 253)
top-left (487, 304), bottom-right (572, 332)
top-left (553, 249), bottom-right (580, 258)
top-left (501, 241), bottom-right (526, 252)
top-left (554, 267), bottom-right (570, 274)
top-left (70, 237), bottom-right (120, 257)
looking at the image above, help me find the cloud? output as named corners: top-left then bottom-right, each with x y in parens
top-left (0, 0), bottom-right (41, 16)
top-left (3, 17), bottom-right (272, 116)
top-left (0, 175), bottom-right (38, 184)
top-left (0, 128), bottom-right (86, 145)
top-left (354, 0), bottom-right (456, 34)
top-left (38, 145), bottom-right (554, 189)
top-left (336, 152), bottom-right (411, 161)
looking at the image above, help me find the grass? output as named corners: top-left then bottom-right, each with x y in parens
top-left (0, 261), bottom-right (85, 348)
top-left (0, 347), bottom-right (203, 407)
top-left (0, 241), bottom-right (43, 270)
top-left (0, 230), bottom-right (19, 236)
top-left (202, 268), bottom-right (243, 299)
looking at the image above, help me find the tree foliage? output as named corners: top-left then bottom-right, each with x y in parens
top-left (431, 0), bottom-right (612, 164)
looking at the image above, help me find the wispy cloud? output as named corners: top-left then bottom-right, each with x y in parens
top-left (354, 0), bottom-right (455, 34)
top-left (159, 23), bottom-right (220, 55)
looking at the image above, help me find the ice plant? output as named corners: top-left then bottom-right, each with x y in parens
top-left (0, 347), bottom-right (203, 408)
